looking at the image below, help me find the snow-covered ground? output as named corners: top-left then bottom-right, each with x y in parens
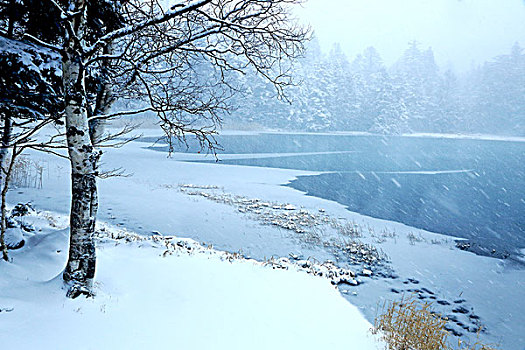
top-left (0, 210), bottom-right (380, 350)
top-left (4, 130), bottom-right (525, 349)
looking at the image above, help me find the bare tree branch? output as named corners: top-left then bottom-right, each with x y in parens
top-left (85, 0), bottom-right (213, 55)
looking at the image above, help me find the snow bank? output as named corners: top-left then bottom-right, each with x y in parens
top-left (0, 213), bottom-right (380, 350)
top-left (401, 132), bottom-right (525, 143)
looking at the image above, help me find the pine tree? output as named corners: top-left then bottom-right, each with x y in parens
top-left (475, 42), bottom-right (525, 134)
top-left (0, 1), bottom-right (63, 261)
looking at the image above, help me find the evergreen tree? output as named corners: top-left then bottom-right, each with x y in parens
top-left (0, 0), bottom-right (64, 260)
top-left (475, 42), bottom-right (525, 134)
top-left (293, 36), bottom-right (331, 131)
top-left (391, 41), bottom-right (440, 132)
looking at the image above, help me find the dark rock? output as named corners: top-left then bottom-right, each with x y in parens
top-left (452, 306), bottom-right (469, 314)
top-left (337, 278), bottom-right (359, 286)
top-left (468, 326), bottom-right (479, 333)
top-left (455, 241), bottom-right (471, 251)
top-left (444, 325), bottom-right (463, 337)
top-left (421, 287), bottom-right (434, 295)
top-left (407, 288), bottom-right (422, 294)
top-left (454, 240), bottom-right (511, 259)
top-left (457, 322), bottom-right (470, 330)
top-left (437, 300), bottom-right (451, 306)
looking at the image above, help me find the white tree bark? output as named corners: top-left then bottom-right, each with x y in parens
top-left (0, 158), bottom-right (11, 261)
top-left (0, 113), bottom-right (11, 188)
top-left (62, 0), bottom-right (99, 298)
top-left (0, 145), bottom-right (19, 262)
top-left (0, 109), bottom-right (12, 261)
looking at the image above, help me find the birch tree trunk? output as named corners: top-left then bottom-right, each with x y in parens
top-left (0, 145), bottom-right (18, 261)
top-left (62, 0), bottom-right (99, 298)
top-left (1, 176), bottom-right (10, 261)
top-left (0, 112), bottom-right (12, 261)
top-left (0, 111), bottom-right (11, 190)
top-left (0, 164), bottom-right (10, 261)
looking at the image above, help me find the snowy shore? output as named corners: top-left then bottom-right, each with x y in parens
top-left (0, 210), bottom-right (380, 350)
top-left (4, 132), bottom-right (525, 349)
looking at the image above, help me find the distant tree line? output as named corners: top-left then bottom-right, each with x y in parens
top-left (225, 38), bottom-right (525, 136)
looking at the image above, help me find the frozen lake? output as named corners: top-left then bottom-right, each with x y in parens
top-left (147, 133), bottom-right (525, 259)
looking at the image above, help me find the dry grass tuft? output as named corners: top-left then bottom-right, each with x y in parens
top-left (372, 296), bottom-right (448, 349)
top-left (372, 297), bottom-right (500, 350)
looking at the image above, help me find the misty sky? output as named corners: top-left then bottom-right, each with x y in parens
top-left (294, 0), bottom-right (525, 71)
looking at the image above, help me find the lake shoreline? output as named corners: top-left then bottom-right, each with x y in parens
top-left (144, 132), bottom-right (524, 259)
top-left (8, 134), bottom-right (525, 349)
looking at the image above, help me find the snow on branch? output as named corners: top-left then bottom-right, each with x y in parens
top-left (22, 34), bottom-right (63, 53)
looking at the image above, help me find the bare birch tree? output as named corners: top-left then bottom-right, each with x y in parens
top-left (22, 0), bottom-right (307, 297)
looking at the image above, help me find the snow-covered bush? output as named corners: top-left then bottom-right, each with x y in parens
top-left (11, 202), bottom-right (35, 217)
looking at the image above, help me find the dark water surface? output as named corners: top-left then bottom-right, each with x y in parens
top-left (144, 133), bottom-right (525, 256)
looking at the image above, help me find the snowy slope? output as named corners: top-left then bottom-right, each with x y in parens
top-left (0, 211), bottom-right (380, 350)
